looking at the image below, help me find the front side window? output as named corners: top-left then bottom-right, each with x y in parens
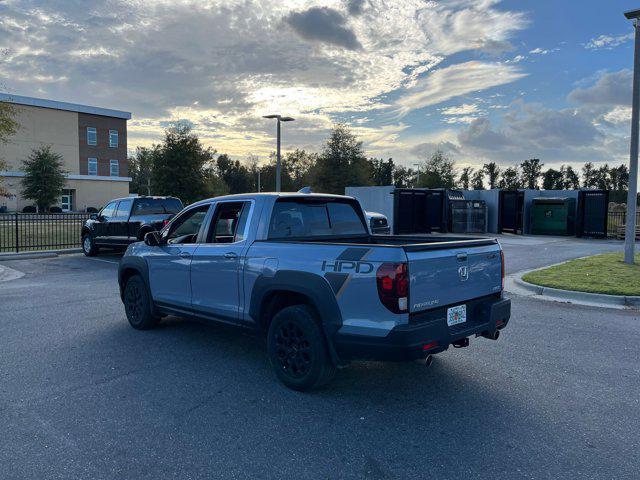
top-left (115, 199), bottom-right (132, 218)
top-left (100, 201), bottom-right (117, 219)
top-left (109, 130), bottom-right (118, 147)
top-left (165, 205), bottom-right (210, 244)
top-left (269, 199), bottom-right (367, 239)
top-left (87, 127), bottom-right (97, 146)
top-left (88, 158), bottom-right (98, 176)
top-left (110, 159), bottom-right (119, 177)
top-left (207, 202), bottom-right (249, 243)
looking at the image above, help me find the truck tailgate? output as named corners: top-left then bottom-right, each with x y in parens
top-left (406, 243), bottom-right (502, 313)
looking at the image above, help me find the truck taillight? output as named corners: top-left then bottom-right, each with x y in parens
top-left (500, 249), bottom-right (505, 290)
top-left (376, 262), bottom-right (408, 314)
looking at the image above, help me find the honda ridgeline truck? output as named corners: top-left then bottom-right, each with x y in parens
top-left (118, 192), bottom-right (510, 390)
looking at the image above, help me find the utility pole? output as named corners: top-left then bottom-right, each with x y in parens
top-left (624, 8), bottom-right (640, 264)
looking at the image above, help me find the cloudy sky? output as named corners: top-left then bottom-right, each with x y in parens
top-left (1, 0), bottom-right (639, 174)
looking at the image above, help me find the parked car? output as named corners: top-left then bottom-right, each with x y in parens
top-left (365, 211), bottom-right (391, 234)
top-left (118, 192), bottom-right (510, 390)
top-left (81, 196), bottom-right (183, 256)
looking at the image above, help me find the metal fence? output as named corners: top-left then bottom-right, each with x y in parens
top-left (0, 213), bottom-right (91, 253)
top-left (607, 211), bottom-right (640, 238)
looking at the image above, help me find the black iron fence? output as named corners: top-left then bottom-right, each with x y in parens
top-left (607, 211), bottom-right (640, 238)
top-left (0, 213), bottom-right (91, 253)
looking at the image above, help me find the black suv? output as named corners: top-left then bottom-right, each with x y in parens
top-left (81, 196), bottom-right (183, 256)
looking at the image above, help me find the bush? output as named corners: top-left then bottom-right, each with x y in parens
top-left (86, 206), bottom-right (98, 213)
top-left (49, 206), bottom-right (63, 213)
top-left (22, 205), bottom-right (37, 213)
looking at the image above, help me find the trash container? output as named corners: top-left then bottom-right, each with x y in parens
top-left (530, 198), bottom-right (576, 235)
top-left (450, 200), bottom-right (487, 233)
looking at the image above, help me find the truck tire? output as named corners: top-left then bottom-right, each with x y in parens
top-left (123, 275), bottom-right (160, 330)
top-left (82, 233), bottom-right (99, 256)
top-left (267, 305), bottom-right (336, 391)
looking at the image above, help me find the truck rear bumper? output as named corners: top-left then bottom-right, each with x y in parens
top-left (333, 297), bottom-right (511, 362)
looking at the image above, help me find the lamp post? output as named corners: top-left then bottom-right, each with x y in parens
top-left (413, 163), bottom-right (421, 186)
top-left (624, 8), bottom-right (640, 264)
top-left (263, 114), bottom-right (295, 192)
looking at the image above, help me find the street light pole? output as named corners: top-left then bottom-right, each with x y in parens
top-left (624, 9), bottom-right (640, 264)
top-left (413, 163), bottom-right (421, 186)
top-left (263, 114), bottom-right (295, 192)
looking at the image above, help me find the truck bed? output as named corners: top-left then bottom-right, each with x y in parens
top-left (261, 234), bottom-right (498, 251)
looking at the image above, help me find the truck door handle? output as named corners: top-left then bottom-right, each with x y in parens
top-left (224, 252), bottom-right (238, 259)
top-left (179, 252), bottom-right (192, 258)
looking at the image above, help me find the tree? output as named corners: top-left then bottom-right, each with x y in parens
top-left (0, 101), bottom-right (19, 144)
top-left (129, 146), bottom-right (158, 195)
top-left (415, 150), bottom-right (456, 188)
top-left (368, 158), bottom-right (395, 186)
top-left (499, 167), bottom-right (520, 190)
top-left (562, 165), bottom-right (581, 189)
top-left (471, 170), bottom-right (485, 190)
top-left (0, 100), bottom-right (20, 197)
top-left (582, 162), bottom-right (596, 188)
top-left (592, 164), bottom-right (612, 190)
top-left (309, 124), bottom-right (372, 194)
top-left (482, 162), bottom-right (500, 189)
top-left (458, 167), bottom-right (473, 190)
top-left (392, 165), bottom-right (414, 188)
top-left (21, 146), bottom-right (66, 212)
top-left (151, 124), bottom-right (214, 204)
top-left (216, 153), bottom-right (253, 194)
top-left (609, 164), bottom-right (629, 191)
top-left (542, 168), bottom-right (564, 190)
top-left (520, 158), bottom-right (543, 189)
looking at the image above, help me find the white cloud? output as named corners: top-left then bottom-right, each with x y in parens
top-left (0, 0), bottom-right (528, 159)
top-left (529, 47), bottom-right (548, 55)
top-left (395, 61), bottom-right (526, 116)
top-left (585, 33), bottom-right (634, 50)
top-left (441, 104), bottom-right (481, 116)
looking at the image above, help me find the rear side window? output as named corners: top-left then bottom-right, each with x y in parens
top-left (269, 199), bottom-right (367, 239)
top-left (134, 198), bottom-right (183, 215)
top-left (207, 201), bottom-right (250, 243)
top-left (115, 199), bottom-right (133, 218)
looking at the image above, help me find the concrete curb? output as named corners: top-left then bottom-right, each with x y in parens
top-left (506, 261), bottom-right (640, 310)
top-left (0, 248), bottom-right (82, 261)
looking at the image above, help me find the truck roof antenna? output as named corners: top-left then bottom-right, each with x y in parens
top-left (297, 186), bottom-right (312, 194)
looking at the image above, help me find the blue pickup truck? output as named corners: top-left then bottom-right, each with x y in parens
top-left (118, 192), bottom-right (510, 390)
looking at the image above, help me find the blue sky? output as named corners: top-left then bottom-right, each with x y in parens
top-left (1, 0), bottom-right (639, 177)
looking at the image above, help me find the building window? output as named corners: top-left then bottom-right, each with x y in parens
top-left (87, 127), bottom-right (97, 146)
top-left (88, 158), bottom-right (98, 176)
top-left (109, 130), bottom-right (118, 148)
top-left (110, 159), bottom-right (119, 177)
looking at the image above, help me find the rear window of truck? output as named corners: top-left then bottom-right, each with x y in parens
top-left (133, 198), bottom-right (183, 215)
top-left (269, 199), bottom-right (367, 239)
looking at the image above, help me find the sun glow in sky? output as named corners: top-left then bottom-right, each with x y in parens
top-left (1, 0), bottom-right (639, 179)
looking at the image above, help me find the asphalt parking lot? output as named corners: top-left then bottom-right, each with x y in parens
top-left (1, 236), bottom-right (638, 480)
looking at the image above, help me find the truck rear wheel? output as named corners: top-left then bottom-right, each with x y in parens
top-left (124, 275), bottom-right (160, 330)
top-left (267, 305), bottom-right (336, 391)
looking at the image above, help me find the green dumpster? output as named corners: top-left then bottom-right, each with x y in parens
top-left (530, 198), bottom-right (576, 235)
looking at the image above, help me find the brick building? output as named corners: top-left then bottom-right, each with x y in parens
top-left (0, 93), bottom-right (131, 211)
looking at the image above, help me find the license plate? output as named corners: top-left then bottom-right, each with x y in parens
top-left (447, 305), bottom-right (467, 327)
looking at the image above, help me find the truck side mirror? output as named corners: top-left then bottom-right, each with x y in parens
top-left (144, 231), bottom-right (162, 247)
top-left (89, 213), bottom-right (98, 220)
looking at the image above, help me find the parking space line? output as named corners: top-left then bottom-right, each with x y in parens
top-left (85, 257), bottom-right (120, 265)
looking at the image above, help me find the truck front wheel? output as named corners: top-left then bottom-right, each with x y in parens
top-left (267, 305), bottom-right (336, 391)
top-left (124, 275), bottom-right (160, 330)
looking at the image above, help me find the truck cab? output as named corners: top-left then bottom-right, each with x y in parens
top-left (81, 196), bottom-right (183, 255)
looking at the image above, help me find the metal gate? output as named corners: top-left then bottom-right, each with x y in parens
top-left (393, 189), bottom-right (430, 235)
top-left (425, 190), bottom-right (444, 232)
top-left (499, 190), bottom-right (524, 234)
top-left (576, 190), bottom-right (609, 238)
